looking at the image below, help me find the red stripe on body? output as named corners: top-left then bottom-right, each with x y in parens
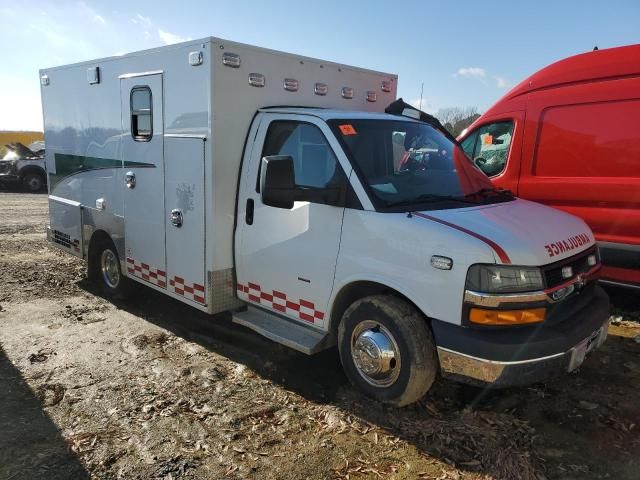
top-left (286, 301), bottom-right (300, 311)
top-left (299, 299), bottom-right (314, 309)
top-left (299, 312), bottom-right (314, 323)
top-left (412, 212), bottom-right (511, 264)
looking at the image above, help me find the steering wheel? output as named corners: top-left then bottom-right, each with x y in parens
top-left (474, 156), bottom-right (487, 167)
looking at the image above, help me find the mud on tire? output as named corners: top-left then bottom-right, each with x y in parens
top-left (338, 294), bottom-right (438, 407)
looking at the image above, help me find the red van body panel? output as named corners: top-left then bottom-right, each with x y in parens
top-left (459, 44), bottom-right (640, 288)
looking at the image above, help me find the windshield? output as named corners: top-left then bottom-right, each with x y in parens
top-left (328, 119), bottom-right (511, 211)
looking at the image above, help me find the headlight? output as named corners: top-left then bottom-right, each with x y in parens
top-left (466, 264), bottom-right (544, 293)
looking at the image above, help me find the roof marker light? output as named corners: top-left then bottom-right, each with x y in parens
top-left (86, 67), bottom-right (100, 84)
top-left (222, 52), bottom-right (241, 68)
top-left (381, 80), bottom-right (392, 92)
top-left (341, 87), bottom-right (354, 99)
top-left (40, 74), bottom-right (50, 86)
top-left (283, 78), bottom-right (299, 92)
top-left (366, 91), bottom-right (377, 102)
top-left (314, 82), bottom-right (328, 96)
top-left (248, 73), bottom-right (265, 87)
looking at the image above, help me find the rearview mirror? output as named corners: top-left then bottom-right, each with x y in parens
top-left (261, 155), bottom-right (295, 209)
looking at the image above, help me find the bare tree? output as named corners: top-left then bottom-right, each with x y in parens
top-left (435, 107), bottom-right (480, 137)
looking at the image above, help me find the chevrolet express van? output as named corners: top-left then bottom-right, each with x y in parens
top-left (459, 44), bottom-right (640, 289)
top-left (41, 38), bottom-right (610, 406)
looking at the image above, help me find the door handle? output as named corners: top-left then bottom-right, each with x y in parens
top-left (245, 198), bottom-right (254, 225)
top-left (125, 171), bottom-right (136, 189)
top-left (171, 209), bottom-right (183, 227)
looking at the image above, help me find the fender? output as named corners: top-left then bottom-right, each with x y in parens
top-left (326, 273), bottom-right (435, 332)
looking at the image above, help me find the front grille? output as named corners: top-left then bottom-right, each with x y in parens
top-left (543, 246), bottom-right (597, 289)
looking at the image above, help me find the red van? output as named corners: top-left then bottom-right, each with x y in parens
top-left (458, 44), bottom-right (640, 289)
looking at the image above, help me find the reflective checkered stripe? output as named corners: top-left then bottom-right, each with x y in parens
top-left (126, 258), bottom-right (166, 288)
top-left (170, 276), bottom-right (205, 304)
top-left (236, 282), bottom-right (325, 324)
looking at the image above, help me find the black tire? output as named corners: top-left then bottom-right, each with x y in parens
top-left (22, 172), bottom-right (44, 192)
top-left (91, 238), bottom-right (137, 299)
top-left (338, 295), bottom-right (438, 407)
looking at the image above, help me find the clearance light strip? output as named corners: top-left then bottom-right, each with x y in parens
top-left (412, 212), bottom-right (512, 264)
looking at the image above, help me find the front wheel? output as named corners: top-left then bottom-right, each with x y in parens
top-left (22, 173), bottom-right (44, 192)
top-left (338, 295), bottom-right (438, 407)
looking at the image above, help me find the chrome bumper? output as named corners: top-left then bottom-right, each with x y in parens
top-left (437, 321), bottom-right (609, 386)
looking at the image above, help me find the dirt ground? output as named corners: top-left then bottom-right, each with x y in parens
top-left (0, 191), bottom-right (638, 480)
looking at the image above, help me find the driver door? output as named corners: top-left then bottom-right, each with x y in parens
top-left (235, 115), bottom-right (350, 329)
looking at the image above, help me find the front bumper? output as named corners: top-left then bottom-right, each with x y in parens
top-left (433, 284), bottom-right (610, 386)
top-left (0, 172), bottom-right (20, 184)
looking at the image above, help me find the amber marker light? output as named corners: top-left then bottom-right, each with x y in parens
top-left (469, 308), bottom-right (546, 325)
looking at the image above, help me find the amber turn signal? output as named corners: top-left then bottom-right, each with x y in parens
top-left (469, 307), bottom-right (546, 325)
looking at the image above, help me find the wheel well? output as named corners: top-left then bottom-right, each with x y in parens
top-left (19, 166), bottom-right (46, 181)
top-left (329, 281), bottom-right (428, 334)
top-left (87, 230), bottom-right (113, 280)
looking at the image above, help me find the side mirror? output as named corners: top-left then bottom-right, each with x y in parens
top-left (261, 155), bottom-right (295, 209)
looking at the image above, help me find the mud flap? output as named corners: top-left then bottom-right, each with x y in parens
top-left (47, 195), bottom-right (83, 258)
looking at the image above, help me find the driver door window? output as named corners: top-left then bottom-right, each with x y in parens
top-left (260, 121), bottom-right (346, 194)
top-left (463, 121), bottom-right (514, 177)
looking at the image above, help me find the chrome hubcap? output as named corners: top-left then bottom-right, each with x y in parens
top-left (351, 320), bottom-right (401, 387)
top-left (100, 249), bottom-right (120, 289)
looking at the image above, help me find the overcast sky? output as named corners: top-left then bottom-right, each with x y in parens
top-left (1, 0), bottom-right (639, 131)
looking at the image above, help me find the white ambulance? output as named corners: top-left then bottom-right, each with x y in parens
top-left (40, 37), bottom-right (610, 406)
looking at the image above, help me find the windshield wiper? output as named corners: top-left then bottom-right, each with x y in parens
top-left (464, 187), bottom-right (514, 199)
top-left (385, 193), bottom-right (477, 207)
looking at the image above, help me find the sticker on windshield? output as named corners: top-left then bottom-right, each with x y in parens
top-left (339, 124), bottom-right (357, 136)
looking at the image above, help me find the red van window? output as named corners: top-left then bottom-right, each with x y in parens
top-left (534, 100), bottom-right (640, 178)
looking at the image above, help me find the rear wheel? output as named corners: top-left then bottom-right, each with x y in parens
top-left (92, 238), bottom-right (136, 299)
top-left (22, 172), bottom-right (44, 192)
top-left (338, 295), bottom-right (438, 406)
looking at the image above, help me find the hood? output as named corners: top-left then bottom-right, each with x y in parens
top-left (416, 198), bottom-right (595, 266)
top-left (2, 142), bottom-right (40, 161)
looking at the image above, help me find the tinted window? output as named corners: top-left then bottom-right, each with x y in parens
top-left (260, 121), bottom-right (346, 190)
top-left (130, 86), bottom-right (152, 141)
top-left (534, 100), bottom-right (640, 177)
top-left (466, 121), bottom-right (513, 177)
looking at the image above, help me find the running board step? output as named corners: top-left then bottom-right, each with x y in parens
top-left (232, 306), bottom-right (332, 355)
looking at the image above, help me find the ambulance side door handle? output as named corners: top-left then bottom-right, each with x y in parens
top-left (245, 199), bottom-right (254, 225)
top-left (125, 171), bottom-right (136, 189)
top-left (170, 209), bottom-right (183, 227)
